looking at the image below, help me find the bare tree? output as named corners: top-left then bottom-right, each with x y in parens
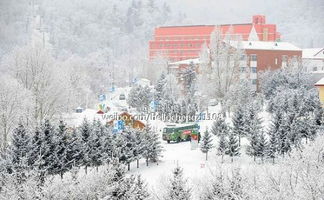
top-left (0, 75), bottom-right (30, 151)
top-left (199, 27), bottom-right (243, 113)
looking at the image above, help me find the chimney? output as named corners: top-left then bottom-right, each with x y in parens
top-left (253, 15), bottom-right (266, 25)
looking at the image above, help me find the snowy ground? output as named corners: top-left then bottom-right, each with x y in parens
top-left (62, 87), bottom-right (275, 199)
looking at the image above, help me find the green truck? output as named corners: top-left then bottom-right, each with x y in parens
top-left (162, 123), bottom-right (200, 143)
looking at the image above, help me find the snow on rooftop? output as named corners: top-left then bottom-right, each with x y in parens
top-left (315, 77), bottom-right (324, 86)
top-left (227, 40), bottom-right (301, 51)
top-left (169, 58), bottom-right (200, 65)
top-left (303, 48), bottom-right (324, 59)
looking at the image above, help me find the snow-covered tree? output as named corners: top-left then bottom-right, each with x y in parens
top-left (257, 132), bottom-right (268, 163)
top-left (128, 85), bottom-right (153, 112)
top-left (3, 44), bottom-right (70, 124)
top-left (229, 169), bottom-right (245, 199)
top-left (200, 172), bottom-right (226, 200)
top-left (198, 27), bottom-right (243, 110)
top-left (120, 129), bottom-right (136, 171)
top-left (8, 123), bottom-right (30, 184)
top-left (54, 120), bottom-right (69, 178)
top-left (200, 129), bottom-right (214, 161)
top-left (217, 134), bottom-right (227, 163)
top-left (40, 120), bottom-right (57, 176)
top-left (133, 129), bottom-right (145, 168)
top-left (0, 75), bottom-right (30, 152)
top-left (89, 120), bottom-right (103, 171)
top-left (107, 160), bottom-right (128, 199)
top-left (232, 105), bottom-right (246, 146)
top-left (246, 132), bottom-right (259, 162)
top-left (165, 167), bottom-right (191, 200)
top-left (211, 116), bottom-right (229, 137)
top-left (225, 132), bottom-right (240, 162)
top-left (142, 123), bottom-right (163, 166)
top-left (79, 119), bottom-right (92, 174)
top-left (66, 129), bottom-right (83, 168)
top-left (267, 129), bottom-right (277, 164)
top-left (133, 175), bottom-right (150, 200)
top-left (154, 72), bottom-right (167, 102)
top-left (100, 125), bottom-right (114, 165)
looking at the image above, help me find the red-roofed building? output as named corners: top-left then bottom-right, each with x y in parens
top-left (149, 15), bottom-right (281, 61)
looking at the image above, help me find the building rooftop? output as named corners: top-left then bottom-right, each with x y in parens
top-left (303, 48), bottom-right (324, 59)
top-left (315, 77), bottom-right (324, 86)
top-left (169, 58), bottom-right (200, 66)
top-left (227, 41), bottom-right (301, 51)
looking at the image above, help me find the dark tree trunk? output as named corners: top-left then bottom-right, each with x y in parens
top-left (137, 159), bottom-right (139, 168)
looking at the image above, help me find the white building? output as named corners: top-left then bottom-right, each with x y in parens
top-left (303, 48), bottom-right (324, 72)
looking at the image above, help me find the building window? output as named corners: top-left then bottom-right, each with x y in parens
top-left (240, 54), bottom-right (246, 61)
top-left (251, 67), bottom-right (257, 73)
top-left (240, 67), bottom-right (246, 72)
top-left (251, 54), bottom-right (257, 61)
top-left (275, 58), bottom-right (278, 65)
top-left (252, 79), bottom-right (257, 85)
top-left (313, 67), bottom-right (318, 71)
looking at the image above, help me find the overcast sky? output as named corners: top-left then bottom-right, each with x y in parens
top-left (167, 0), bottom-right (324, 47)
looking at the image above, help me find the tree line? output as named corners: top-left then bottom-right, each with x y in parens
top-left (0, 119), bottom-right (163, 189)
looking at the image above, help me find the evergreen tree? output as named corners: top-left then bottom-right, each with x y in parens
top-left (211, 117), bottom-right (229, 137)
top-left (225, 132), bottom-right (240, 163)
top-left (40, 120), bottom-right (57, 176)
top-left (101, 125), bottom-right (114, 165)
top-left (155, 72), bottom-right (167, 102)
top-left (134, 129), bottom-right (145, 168)
top-left (66, 129), bottom-right (82, 168)
top-left (245, 107), bottom-right (262, 161)
top-left (217, 134), bottom-right (227, 163)
top-left (133, 175), bottom-right (150, 200)
top-left (108, 160), bottom-right (129, 200)
top-left (246, 132), bottom-right (259, 162)
top-left (277, 120), bottom-right (291, 156)
top-left (121, 129), bottom-right (136, 171)
top-left (9, 123), bottom-right (30, 183)
top-left (143, 123), bottom-right (163, 166)
top-left (229, 169), bottom-right (244, 199)
top-left (10, 123), bottom-right (30, 171)
top-left (200, 173), bottom-right (226, 200)
top-left (267, 130), bottom-right (277, 164)
top-left (107, 160), bottom-right (150, 200)
top-left (28, 128), bottom-right (43, 168)
top-left (54, 120), bottom-right (69, 178)
top-left (232, 105), bottom-right (245, 146)
top-left (89, 120), bottom-right (103, 171)
top-left (165, 167), bottom-right (191, 200)
top-left (79, 118), bottom-right (92, 174)
top-left (257, 132), bottom-right (268, 163)
top-left (200, 129), bottom-right (213, 161)
top-left (113, 133), bottom-right (127, 162)
top-left (244, 105), bottom-right (262, 138)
